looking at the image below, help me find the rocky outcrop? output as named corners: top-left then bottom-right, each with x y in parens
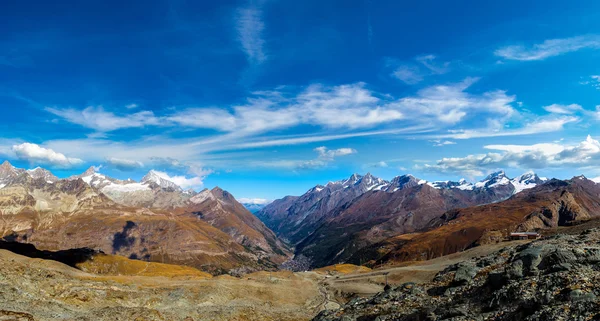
top-left (314, 228), bottom-right (600, 321)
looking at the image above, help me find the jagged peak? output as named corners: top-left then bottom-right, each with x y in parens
top-left (0, 160), bottom-right (15, 170)
top-left (81, 166), bottom-right (97, 176)
top-left (481, 170), bottom-right (507, 181)
top-left (346, 173), bottom-right (362, 182)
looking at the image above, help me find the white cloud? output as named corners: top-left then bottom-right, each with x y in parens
top-left (12, 143), bottom-right (83, 168)
top-left (438, 116), bottom-right (578, 140)
top-left (44, 79), bottom-right (522, 143)
top-left (366, 161), bottom-right (389, 168)
top-left (431, 140), bottom-right (457, 147)
top-left (125, 103), bottom-right (139, 109)
top-left (238, 198), bottom-right (271, 205)
top-left (581, 75), bottom-right (600, 90)
top-left (235, 3), bottom-right (267, 64)
top-left (253, 146), bottom-right (356, 170)
top-left (314, 146), bottom-right (357, 160)
top-left (391, 65), bottom-right (424, 84)
top-left (420, 135), bottom-right (600, 176)
top-left (150, 170), bottom-right (206, 190)
top-left (543, 103), bottom-right (583, 114)
top-left (416, 54), bottom-right (450, 74)
top-left (46, 106), bottom-right (161, 132)
top-left (495, 35), bottom-right (600, 61)
top-left (106, 157), bottom-right (144, 171)
top-left (389, 55), bottom-right (450, 84)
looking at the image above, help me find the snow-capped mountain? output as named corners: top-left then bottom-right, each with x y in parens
top-left (474, 170), bottom-right (510, 189)
top-left (141, 170), bottom-right (182, 192)
top-left (511, 171), bottom-right (548, 194)
top-left (0, 161), bottom-right (25, 188)
top-left (383, 174), bottom-right (419, 192)
top-left (27, 167), bottom-right (59, 183)
top-left (258, 170), bottom-right (555, 247)
top-left (66, 167), bottom-right (192, 208)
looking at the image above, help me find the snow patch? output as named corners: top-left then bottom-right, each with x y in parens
top-left (102, 183), bottom-right (151, 193)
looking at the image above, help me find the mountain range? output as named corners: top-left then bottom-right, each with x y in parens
top-left (257, 170), bottom-right (556, 267)
top-left (0, 161), bottom-right (289, 274)
top-left (5, 159), bottom-right (600, 274)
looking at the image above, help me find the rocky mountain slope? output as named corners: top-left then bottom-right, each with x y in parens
top-left (259, 171), bottom-right (544, 243)
top-left (259, 171), bottom-right (547, 267)
top-left (0, 162), bottom-right (289, 274)
top-left (350, 176), bottom-right (600, 267)
top-left (314, 227), bottom-right (600, 321)
top-left (0, 245), bottom-right (324, 321)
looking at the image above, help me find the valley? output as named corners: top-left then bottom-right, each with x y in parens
top-left (3, 162), bottom-right (600, 320)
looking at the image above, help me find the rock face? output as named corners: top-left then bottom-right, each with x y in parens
top-left (0, 162), bottom-right (289, 274)
top-left (314, 228), bottom-right (600, 321)
top-left (183, 187), bottom-right (290, 263)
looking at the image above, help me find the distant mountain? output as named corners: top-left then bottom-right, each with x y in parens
top-left (256, 173), bottom-right (390, 244)
top-left (258, 170), bottom-right (552, 268)
top-left (351, 176), bottom-right (600, 267)
top-left (0, 162), bottom-right (289, 274)
top-left (239, 198), bottom-right (272, 213)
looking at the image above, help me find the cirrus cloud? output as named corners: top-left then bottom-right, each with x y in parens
top-left (495, 35), bottom-right (600, 61)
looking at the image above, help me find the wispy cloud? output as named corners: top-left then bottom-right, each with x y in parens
top-left (40, 78), bottom-right (577, 169)
top-left (12, 143), bottom-right (83, 168)
top-left (149, 170), bottom-right (206, 189)
top-left (388, 54), bottom-right (450, 84)
top-left (580, 75), bottom-right (600, 90)
top-left (105, 157), bottom-right (144, 171)
top-left (235, 2), bottom-right (267, 64)
top-left (543, 104), bottom-right (583, 114)
top-left (391, 65), bottom-right (424, 84)
top-left (437, 116), bottom-right (578, 140)
top-left (431, 140), bottom-right (456, 147)
top-left (254, 146), bottom-right (357, 170)
top-left (45, 106), bottom-right (161, 132)
top-left (420, 135), bottom-right (600, 176)
top-left (495, 35), bottom-right (600, 61)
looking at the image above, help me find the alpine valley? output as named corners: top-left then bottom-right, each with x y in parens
top-left (5, 161), bottom-right (600, 320)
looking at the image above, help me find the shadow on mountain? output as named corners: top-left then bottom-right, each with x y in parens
top-left (112, 220), bottom-right (136, 254)
top-left (0, 234), bottom-right (101, 269)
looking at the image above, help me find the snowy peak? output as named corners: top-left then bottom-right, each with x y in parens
top-left (308, 184), bottom-right (326, 193)
top-left (358, 173), bottom-right (389, 191)
top-left (475, 170), bottom-right (510, 188)
top-left (27, 167), bottom-right (59, 183)
top-left (343, 173), bottom-right (363, 187)
top-left (141, 170), bottom-right (182, 191)
top-left (189, 188), bottom-right (215, 204)
top-left (430, 179), bottom-right (475, 191)
top-left (385, 174), bottom-right (419, 192)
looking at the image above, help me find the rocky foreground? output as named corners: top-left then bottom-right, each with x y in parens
top-left (314, 229), bottom-right (600, 321)
top-left (0, 247), bottom-right (323, 321)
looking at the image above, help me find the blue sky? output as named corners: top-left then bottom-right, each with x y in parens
top-left (1, 0), bottom-right (600, 201)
